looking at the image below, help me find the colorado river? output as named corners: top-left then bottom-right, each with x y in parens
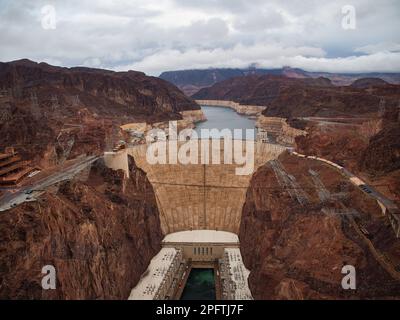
top-left (195, 106), bottom-right (257, 140)
top-left (180, 269), bottom-right (216, 300)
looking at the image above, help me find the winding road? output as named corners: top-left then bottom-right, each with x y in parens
top-left (290, 150), bottom-right (400, 238)
top-left (0, 155), bottom-right (99, 212)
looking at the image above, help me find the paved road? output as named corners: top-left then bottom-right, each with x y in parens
top-left (0, 155), bottom-right (99, 212)
top-left (290, 151), bottom-right (398, 209)
top-left (299, 117), bottom-right (362, 127)
top-left (290, 150), bottom-right (400, 238)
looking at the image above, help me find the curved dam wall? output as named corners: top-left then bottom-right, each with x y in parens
top-left (105, 139), bottom-right (286, 235)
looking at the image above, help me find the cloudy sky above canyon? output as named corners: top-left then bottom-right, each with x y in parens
top-left (0, 0), bottom-right (399, 75)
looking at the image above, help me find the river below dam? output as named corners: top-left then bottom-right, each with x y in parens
top-left (195, 106), bottom-right (257, 140)
top-left (180, 269), bottom-right (216, 300)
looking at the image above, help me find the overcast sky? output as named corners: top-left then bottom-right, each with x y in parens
top-left (0, 0), bottom-right (399, 75)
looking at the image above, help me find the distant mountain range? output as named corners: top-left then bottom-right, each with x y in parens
top-left (159, 67), bottom-right (400, 96)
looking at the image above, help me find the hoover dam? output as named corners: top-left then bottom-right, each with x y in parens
top-left (103, 137), bottom-right (287, 299)
top-left (105, 139), bottom-right (286, 234)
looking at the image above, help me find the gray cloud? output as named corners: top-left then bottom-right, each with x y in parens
top-left (0, 0), bottom-right (399, 75)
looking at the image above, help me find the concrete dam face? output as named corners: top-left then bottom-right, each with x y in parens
top-left (105, 139), bottom-right (286, 235)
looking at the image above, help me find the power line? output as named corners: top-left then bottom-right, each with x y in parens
top-left (149, 180), bottom-right (395, 192)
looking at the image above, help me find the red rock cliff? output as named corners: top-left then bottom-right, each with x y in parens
top-left (239, 153), bottom-right (400, 299)
top-left (0, 59), bottom-right (199, 167)
top-left (0, 156), bottom-right (163, 299)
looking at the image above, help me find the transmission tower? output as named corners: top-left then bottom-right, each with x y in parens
top-left (30, 91), bottom-right (41, 119)
top-left (0, 103), bottom-right (12, 123)
top-left (51, 94), bottom-right (59, 111)
top-left (70, 94), bottom-right (80, 107)
top-left (379, 99), bottom-right (386, 117)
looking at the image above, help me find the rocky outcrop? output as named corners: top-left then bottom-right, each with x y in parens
top-left (264, 86), bottom-right (381, 118)
top-left (239, 153), bottom-right (400, 299)
top-left (295, 126), bottom-right (369, 171)
top-left (359, 125), bottom-right (400, 174)
top-left (0, 156), bottom-right (163, 299)
top-left (263, 80), bottom-right (400, 119)
top-left (351, 78), bottom-right (389, 88)
top-left (358, 117), bottom-right (400, 200)
top-left (359, 108), bottom-right (400, 175)
top-left (0, 59), bottom-right (199, 167)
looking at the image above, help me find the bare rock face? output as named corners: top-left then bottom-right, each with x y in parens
top-left (295, 126), bottom-right (369, 172)
top-left (239, 153), bottom-right (400, 300)
top-left (0, 59), bottom-right (199, 166)
top-left (351, 78), bottom-right (389, 89)
top-left (360, 125), bottom-right (400, 174)
top-left (264, 85), bottom-right (381, 118)
top-left (358, 118), bottom-right (400, 200)
top-left (192, 75), bottom-right (332, 107)
top-left (193, 74), bottom-right (400, 118)
top-left (0, 156), bottom-right (163, 299)
top-left (359, 106), bottom-right (400, 176)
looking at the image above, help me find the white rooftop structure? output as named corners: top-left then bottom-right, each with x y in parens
top-left (224, 248), bottom-right (253, 300)
top-left (128, 248), bottom-right (178, 300)
top-left (162, 230), bottom-right (239, 244)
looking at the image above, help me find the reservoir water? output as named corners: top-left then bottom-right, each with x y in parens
top-left (180, 269), bottom-right (216, 300)
top-left (195, 106), bottom-right (257, 140)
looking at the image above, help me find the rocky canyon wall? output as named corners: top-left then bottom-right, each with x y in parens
top-left (0, 156), bottom-right (163, 299)
top-left (239, 152), bottom-right (400, 299)
top-left (0, 59), bottom-right (199, 167)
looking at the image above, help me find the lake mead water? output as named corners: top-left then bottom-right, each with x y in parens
top-left (195, 106), bottom-right (257, 140)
